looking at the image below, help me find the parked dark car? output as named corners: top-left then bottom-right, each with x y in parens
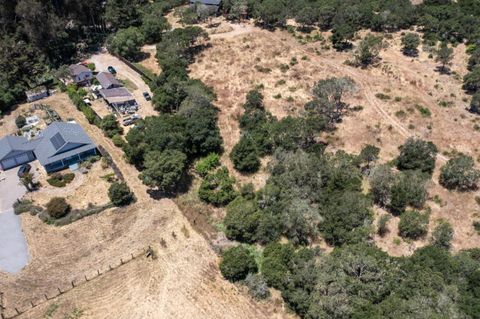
top-left (143, 92), bottom-right (151, 101)
top-left (18, 163), bottom-right (32, 178)
top-left (107, 66), bottom-right (117, 74)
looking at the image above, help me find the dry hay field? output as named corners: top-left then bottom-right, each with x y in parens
top-left (1, 199), bottom-right (290, 319)
top-left (185, 20), bottom-right (480, 255)
top-left (0, 94), bottom-right (292, 318)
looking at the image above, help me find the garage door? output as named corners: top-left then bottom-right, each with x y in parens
top-left (0, 158), bottom-right (17, 170)
top-left (15, 153), bottom-right (31, 165)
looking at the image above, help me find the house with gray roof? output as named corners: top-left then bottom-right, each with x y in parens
top-left (69, 64), bottom-right (93, 85)
top-left (96, 72), bottom-right (122, 89)
top-left (34, 122), bottom-right (97, 172)
top-left (0, 122), bottom-right (97, 173)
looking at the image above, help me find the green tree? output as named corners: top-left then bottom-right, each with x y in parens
top-left (101, 114), bottom-right (123, 138)
top-left (108, 182), bottom-right (135, 206)
top-left (107, 27), bottom-right (145, 60)
top-left (254, 0), bottom-right (287, 27)
top-left (396, 138), bottom-right (438, 174)
top-left (390, 171), bottom-right (427, 214)
top-left (224, 196), bottom-right (260, 243)
top-left (220, 245), bottom-right (257, 282)
top-left (354, 34), bottom-right (383, 67)
top-left (463, 67), bottom-right (480, 93)
top-left (139, 150), bottom-right (187, 193)
top-left (105, 0), bottom-right (141, 29)
top-left (369, 164), bottom-right (395, 207)
top-left (141, 13), bottom-right (170, 44)
top-left (15, 115), bottom-right (26, 128)
top-left (398, 210), bottom-right (429, 240)
top-left (439, 154), bottom-right (480, 191)
top-left (305, 77), bottom-right (355, 129)
top-left (230, 137), bottom-right (260, 173)
top-left (431, 221), bottom-right (454, 249)
top-left (435, 42), bottom-right (454, 73)
top-left (401, 33), bottom-right (421, 56)
top-left (198, 167), bottom-right (238, 206)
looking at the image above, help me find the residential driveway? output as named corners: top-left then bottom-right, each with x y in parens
top-left (87, 50), bottom-right (158, 119)
top-left (0, 167), bottom-right (30, 274)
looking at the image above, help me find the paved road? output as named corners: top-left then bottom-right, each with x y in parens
top-left (0, 168), bottom-right (30, 274)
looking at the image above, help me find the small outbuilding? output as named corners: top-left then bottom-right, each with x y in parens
top-left (69, 64), bottom-right (93, 85)
top-left (96, 72), bottom-right (122, 89)
top-left (25, 86), bottom-right (48, 103)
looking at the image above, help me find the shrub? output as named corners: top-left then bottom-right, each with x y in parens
top-left (195, 153), bottom-right (220, 177)
top-left (15, 115), bottom-right (26, 128)
top-left (112, 134), bottom-right (125, 148)
top-left (398, 210), bottom-right (429, 240)
top-left (431, 221), bottom-right (454, 249)
top-left (220, 246), bottom-right (258, 282)
top-left (46, 197), bottom-right (71, 219)
top-left (377, 214), bottom-right (391, 237)
top-left (47, 173), bottom-right (75, 187)
top-left (439, 154), bottom-right (480, 191)
top-left (198, 167), bottom-right (238, 206)
top-left (108, 182), bottom-right (135, 206)
top-left (245, 273), bottom-right (270, 299)
top-left (396, 138), bottom-right (438, 174)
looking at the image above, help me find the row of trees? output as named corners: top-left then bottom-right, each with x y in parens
top-left (220, 241), bottom-right (480, 318)
top-left (122, 26), bottom-right (223, 194)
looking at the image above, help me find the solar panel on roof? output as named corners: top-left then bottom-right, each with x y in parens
top-left (50, 132), bottom-right (66, 150)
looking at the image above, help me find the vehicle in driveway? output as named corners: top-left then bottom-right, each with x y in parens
top-left (107, 66), bottom-right (117, 74)
top-left (17, 163), bottom-right (31, 177)
top-left (122, 114), bottom-right (141, 126)
top-left (143, 92), bottom-right (151, 101)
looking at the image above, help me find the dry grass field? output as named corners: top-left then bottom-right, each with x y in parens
top-left (186, 20), bottom-right (480, 255)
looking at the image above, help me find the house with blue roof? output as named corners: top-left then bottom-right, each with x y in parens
top-left (0, 122), bottom-right (97, 173)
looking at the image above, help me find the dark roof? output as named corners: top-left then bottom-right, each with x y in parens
top-left (69, 64), bottom-right (91, 76)
top-left (0, 136), bottom-right (35, 160)
top-left (34, 122), bottom-right (96, 166)
top-left (190, 0), bottom-right (221, 5)
top-left (96, 72), bottom-right (121, 89)
top-left (99, 87), bottom-right (132, 98)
